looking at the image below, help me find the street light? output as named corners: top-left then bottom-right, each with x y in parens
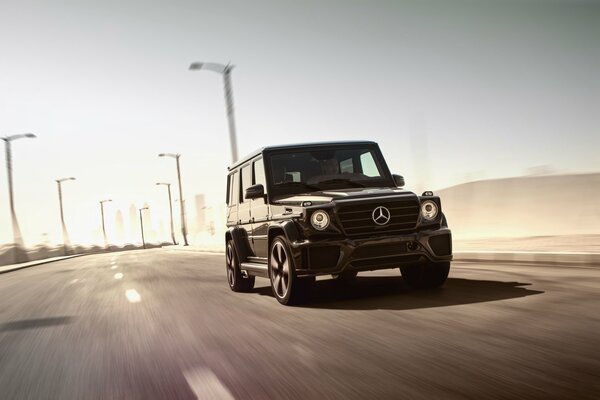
top-left (56, 177), bottom-right (76, 255)
top-left (158, 153), bottom-right (188, 246)
top-left (99, 199), bottom-right (112, 248)
top-left (1, 133), bottom-right (36, 262)
top-left (138, 206), bottom-right (149, 249)
top-left (156, 182), bottom-right (177, 245)
top-left (189, 61), bottom-right (239, 163)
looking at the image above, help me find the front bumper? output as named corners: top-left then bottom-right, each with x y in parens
top-left (291, 228), bottom-right (452, 277)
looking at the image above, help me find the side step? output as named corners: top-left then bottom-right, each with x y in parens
top-left (240, 262), bottom-right (269, 278)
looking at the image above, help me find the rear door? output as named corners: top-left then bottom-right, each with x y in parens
top-left (226, 170), bottom-right (239, 227)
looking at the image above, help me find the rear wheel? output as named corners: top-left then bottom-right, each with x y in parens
top-left (400, 261), bottom-right (450, 289)
top-left (269, 236), bottom-right (311, 305)
top-left (226, 241), bottom-right (255, 292)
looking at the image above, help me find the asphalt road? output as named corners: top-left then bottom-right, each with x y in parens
top-left (0, 249), bottom-right (598, 400)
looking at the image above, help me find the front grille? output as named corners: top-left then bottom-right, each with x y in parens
top-left (336, 197), bottom-right (420, 238)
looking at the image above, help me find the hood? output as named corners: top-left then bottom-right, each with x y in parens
top-left (273, 187), bottom-right (416, 206)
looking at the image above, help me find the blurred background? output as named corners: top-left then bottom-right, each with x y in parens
top-left (0, 0), bottom-right (598, 263)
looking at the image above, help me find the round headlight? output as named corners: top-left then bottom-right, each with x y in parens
top-left (420, 200), bottom-right (438, 221)
top-left (310, 210), bottom-right (330, 230)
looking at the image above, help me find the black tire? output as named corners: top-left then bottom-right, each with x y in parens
top-left (226, 240), bottom-right (255, 292)
top-left (400, 261), bottom-right (450, 289)
top-left (332, 270), bottom-right (358, 282)
top-left (269, 236), bottom-right (311, 305)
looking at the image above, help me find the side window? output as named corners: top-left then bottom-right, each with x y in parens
top-left (360, 152), bottom-right (379, 177)
top-left (253, 158), bottom-right (267, 193)
top-left (340, 157), bottom-right (354, 173)
top-left (226, 174), bottom-right (231, 204)
top-left (241, 165), bottom-right (252, 202)
top-left (230, 171), bottom-right (239, 205)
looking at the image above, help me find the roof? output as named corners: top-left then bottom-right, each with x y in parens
top-left (228, 140), bottom-right (378, 169)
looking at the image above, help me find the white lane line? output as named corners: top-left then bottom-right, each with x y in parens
top-left (183, 368), bottom-right (234, 400)
top-left (69, 279), bottom-right (79, 284)
top-left (111, 265), bottom-right (118, 269)
top-left (125, 289), bottom-right (141, 303)
top-left (114, 273), bottom-right (123, 280)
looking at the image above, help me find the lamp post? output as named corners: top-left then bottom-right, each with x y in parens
top-left (139, 206), bottom-right (149, 249)
top-left (189, 61), bottom-right (239, 163)
top-left (158, 153), bottom-right (188, 246)
top-left (56, 177), bottom-right (76, 255)
top-left (2, 133), bottom-right (36, 263)
top-left (156, 182), bottom-right (177, 245)
top-left (99, 199), bottom-right (112, 248)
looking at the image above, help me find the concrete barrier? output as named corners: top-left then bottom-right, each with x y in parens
top-left (454, 251), bottom-right (600, 266)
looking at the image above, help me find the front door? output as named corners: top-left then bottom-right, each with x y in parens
top-left (250, 158), bottom-right (269, 258)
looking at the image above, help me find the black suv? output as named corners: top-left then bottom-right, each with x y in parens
top-left (225, 141), bottom-right (452, 305)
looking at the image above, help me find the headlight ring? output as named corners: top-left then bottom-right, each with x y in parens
top-left (310, 210), bottom-right (330, 230)
top-left (420, 201), bottom-right (439, 221)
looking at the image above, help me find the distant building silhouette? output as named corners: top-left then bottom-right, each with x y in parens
top-left (143, 202), bottom-right (156, 242)
top-left (129, 204), bottom-right (137, 243)
top-left (115, 210), bottom-right (125, 243)
top-left (195, 194), bottom-right (205, 233)
top-left (159, 221), bottom-right (165, 242)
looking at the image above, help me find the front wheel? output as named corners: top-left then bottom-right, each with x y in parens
top-left (400, 261), bottom-right (450, 289)
top-left (269, 236), bottom-right (311, 305)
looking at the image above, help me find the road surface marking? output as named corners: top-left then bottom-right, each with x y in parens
top-left (125, 289), bottom-right (141, 303)
top-left (183, 368), bottom-right (234, 400)
top-left (69, 279), bottom-right (79, 284)
top-left (111, 265), bottom-right (118, 269)
top-left (114, 273), bottom-right (123, 280)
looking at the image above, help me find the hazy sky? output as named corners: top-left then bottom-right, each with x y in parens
top-left (1, 0), bottom-right (598, 246)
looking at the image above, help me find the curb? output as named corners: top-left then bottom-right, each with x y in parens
top-left (453, 251), bottom-right (600, 266)
top-left (163, 245), bottom-right (224, 254)
top-left (0, 254), bottom-right (85, 274)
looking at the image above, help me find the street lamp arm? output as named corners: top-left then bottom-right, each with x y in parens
top-left (57, 177), bottom-right (76, 183)
top-left (3, 133), bottom-right (36, 142)
top-left (158, 153), bottom-right (179, 158)
top-left (189, 62), bottom-right (233, 74)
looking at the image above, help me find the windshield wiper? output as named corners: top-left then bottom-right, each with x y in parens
top-left (274, 181), bottom-right (322, 191)
top-left (314, 178), bottom-right (366, 188)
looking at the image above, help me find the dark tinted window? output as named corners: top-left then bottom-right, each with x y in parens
top-left (268, 146), bottom-right (392, 197)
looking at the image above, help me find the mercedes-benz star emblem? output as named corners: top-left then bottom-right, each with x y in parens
top-left (372, 206), bottom-right (391, 225)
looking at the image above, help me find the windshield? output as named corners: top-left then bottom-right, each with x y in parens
top-left (268, 146), bottom-right (394, 197)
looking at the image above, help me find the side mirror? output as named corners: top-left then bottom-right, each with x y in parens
top-left (392, 174), bottom-right (405, 187)
top-left (245, 184), bottom-right (265, 200)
